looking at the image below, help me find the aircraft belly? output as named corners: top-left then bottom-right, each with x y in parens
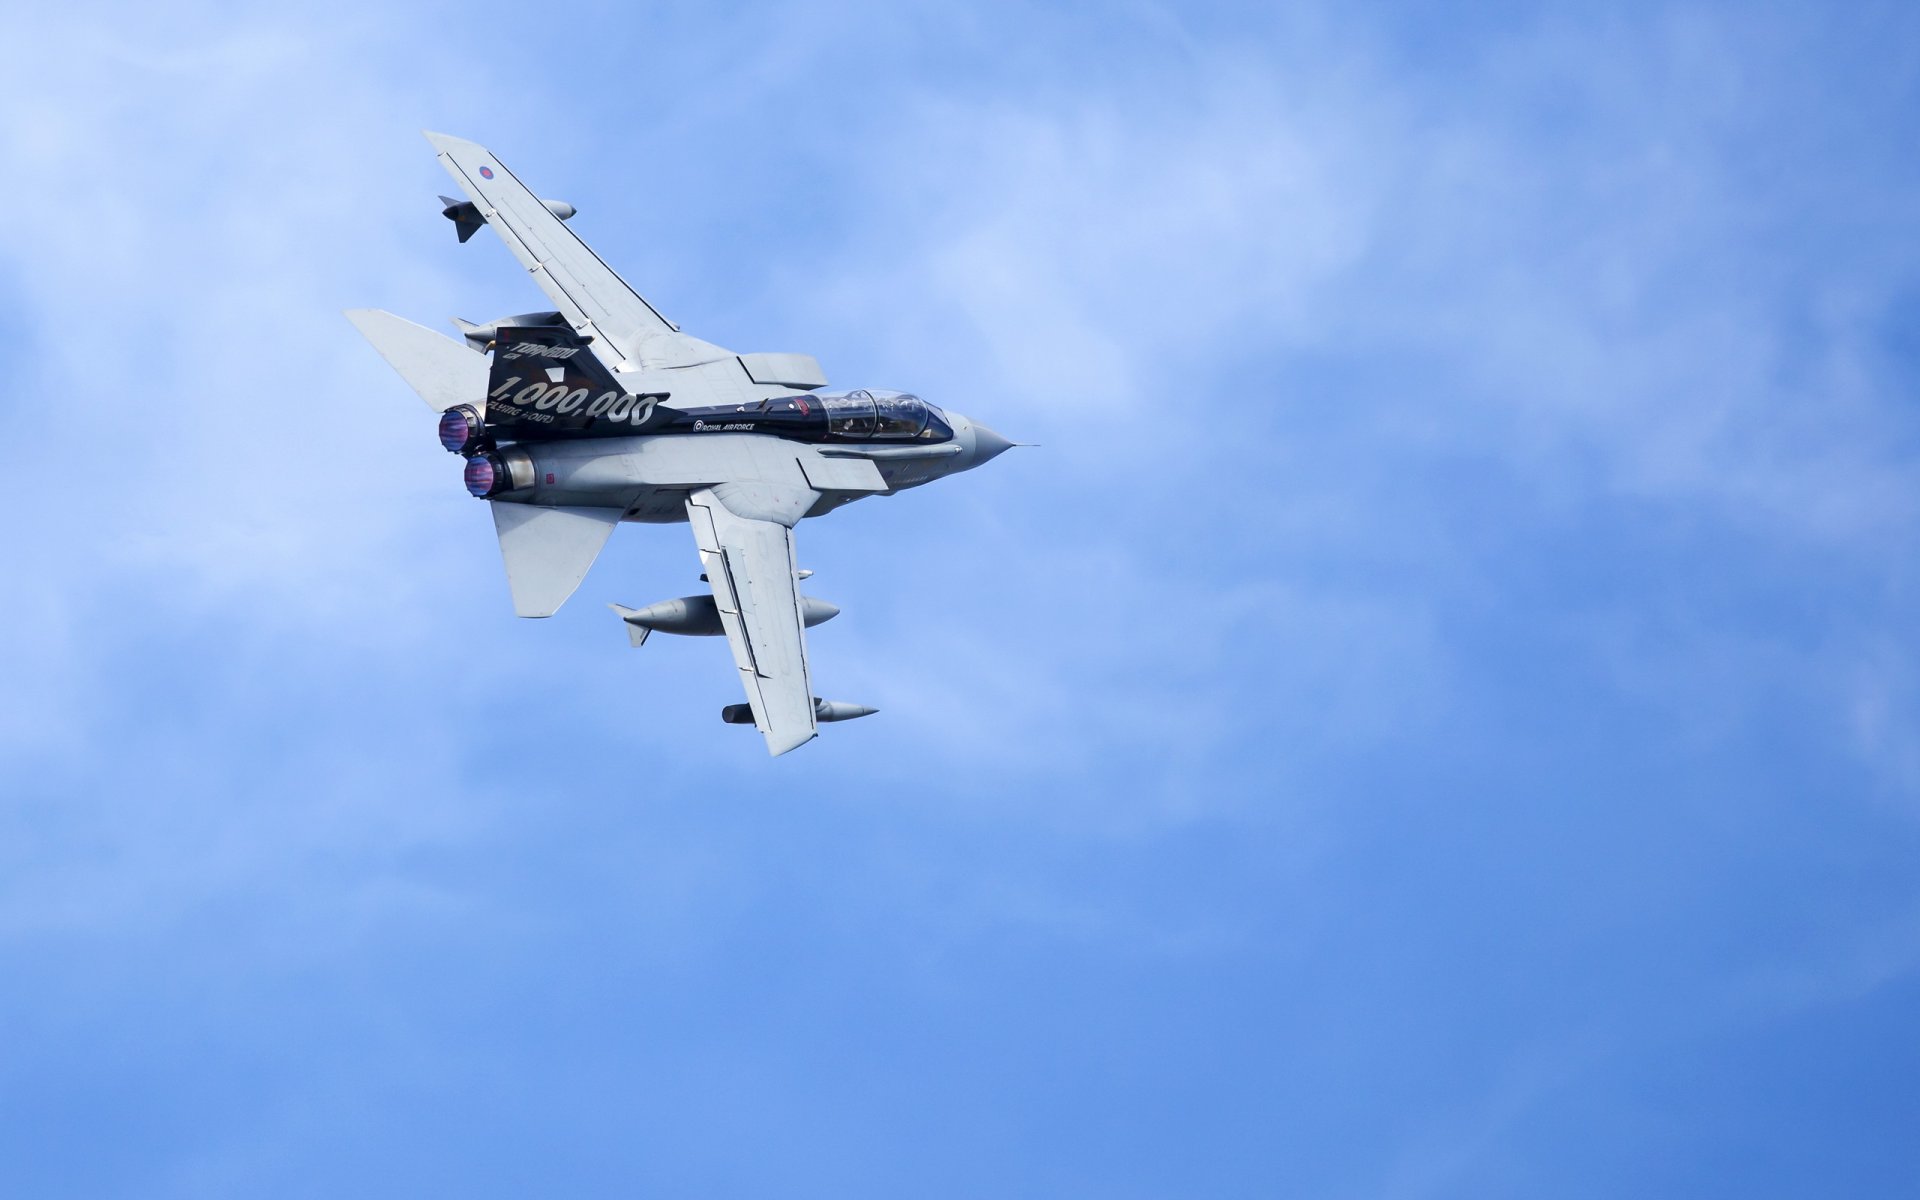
top-left (622, 488), bottom-right (693, 522)
top-left (493, 483), bottom-right (683, 521)
top-left (878, 464), bottom-right (939, 490)
top-left (505, 434), bottom-right (943, 523)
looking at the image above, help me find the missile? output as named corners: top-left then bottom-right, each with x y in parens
top-left (610, 595), bottom-right (840, 646)
top-left (440, 195), bottom-right (575, 243)
top-left (721, 699), bottom-right (878, 725)
top-left (812, 700), bottom-right (879, 722)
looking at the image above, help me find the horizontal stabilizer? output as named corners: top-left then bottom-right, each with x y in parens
top-left (491, 503), bottom-right (621, 617)
top-left (345, 308), bottom-right (488, 412)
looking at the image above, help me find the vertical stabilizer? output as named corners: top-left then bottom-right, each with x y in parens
top-left (609, 604), bottom-right (652, 647)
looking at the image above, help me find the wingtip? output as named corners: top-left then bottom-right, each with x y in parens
top-left (421, 129), bottom-right (475, 153)
top-left (766, 730), bottom-right (819, 757)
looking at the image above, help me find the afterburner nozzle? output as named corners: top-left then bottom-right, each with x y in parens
top-left (438, 404), bottom-right (485, 453)
top-left (813, 699), bottom-right (878, 723)
top-left (612, 595), bottom-right (840, 643)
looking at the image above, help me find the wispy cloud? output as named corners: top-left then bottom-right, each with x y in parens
top-left (4, 2), bottom-right (1920, 1195)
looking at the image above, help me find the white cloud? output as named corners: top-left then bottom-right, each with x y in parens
top-left (2, 0), bottom-right (1916, 952)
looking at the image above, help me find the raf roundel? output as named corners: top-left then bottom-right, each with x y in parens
top-left (478, 166), bottom-right (494, 179)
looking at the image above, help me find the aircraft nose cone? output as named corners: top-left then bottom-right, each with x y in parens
top-left (970, 422), bottom-right (1015, 466)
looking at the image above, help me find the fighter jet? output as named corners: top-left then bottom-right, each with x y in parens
top-left (347, 132), bottom-right (1014, 755)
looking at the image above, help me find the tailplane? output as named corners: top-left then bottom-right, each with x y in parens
top-left (491, 503), bottom-right (621, 617)
top-left (345, 309), bottom-right (487, 412)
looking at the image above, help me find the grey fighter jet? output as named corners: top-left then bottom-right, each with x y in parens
top-left (348, 132), bottom-right (1014, 755)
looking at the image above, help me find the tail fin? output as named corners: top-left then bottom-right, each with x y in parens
top-left (449, 316), bottom-right (486, 349)
top-left (491, 502), bottom-right (621, 617)
top-left (345, 309), bottom-right (488, 412)
top-left (608, 604), bottom-right (652, 647)
top-left (483, 324), bottom-right (670, 438)
top-left (439, 195), bottom-right (485, 243)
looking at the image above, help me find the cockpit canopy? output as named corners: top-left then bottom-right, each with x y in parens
top-left (820, 390), bottom-right (953, 442)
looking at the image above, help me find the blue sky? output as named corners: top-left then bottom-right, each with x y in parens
top-left (4, 1), bottom-right (1919, 1195)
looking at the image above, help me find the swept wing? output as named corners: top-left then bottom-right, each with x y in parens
top-left (424, 131), bottom-right (681, 370)
top-left (686, 485), bottom-right (820, 756)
